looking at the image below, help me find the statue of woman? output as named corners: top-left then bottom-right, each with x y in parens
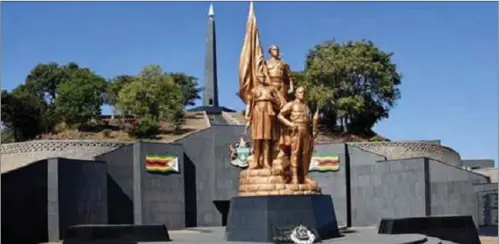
top-left (245, 69), bottom-right (285, 169)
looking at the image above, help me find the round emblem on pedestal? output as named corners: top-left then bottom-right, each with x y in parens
top-left (290, 225), bottom-right (315, 244)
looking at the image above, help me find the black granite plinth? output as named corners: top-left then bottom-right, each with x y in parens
top-left (378, 215), bottom-right (480, 244)
top-left (225, 195), bottom-right (340, 243)
top-left (62, 224), bottom-right (171, 244)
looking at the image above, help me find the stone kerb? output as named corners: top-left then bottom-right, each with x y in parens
top-left (1, 140), bottom-right (128, 173)
top-left (349, 141), bottom-right (461, 166)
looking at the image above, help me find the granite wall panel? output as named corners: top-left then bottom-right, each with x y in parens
top-left (428, 159), bottom-right (489, 184)
top-left (95, 144), bottom-right (134, 224)
top-left (474, 183), bottom-right (498, 226)
top-left (2, 158), bottom-right (108, 243)
top-left (350, 158), bottom-right (427, 227)
top-left (428, 159), bottom-right (489, 225)
top-left (211, 125), bottom-right (245, 202)
top-left (309, 143), bottom-right (348, 227)
top-left (1, 160), bottom-right (48, 244)
top-left (47, 159), bottom-right (59, 241)
top-left (211, 125), bottom-right (245, 226)
top-left (57, 158), bottom-right (108, 239)
top-left (175, 129), bottom-right (219, 226)
top-left (183, 151), bottom-right (198, 227)
top-left (139, 142), bottom-right (186, 229)
top-left (347, 144), bottom-right (387, 166)
top-left (175, 126), bottom-right (245, 226)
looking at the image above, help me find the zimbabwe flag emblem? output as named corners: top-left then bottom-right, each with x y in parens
top-left (309, 155), bottom-right (340, 172)
top-left (145, 155), bottom-right (179, 173)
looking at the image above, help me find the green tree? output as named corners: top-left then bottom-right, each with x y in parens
top-left (118, 65), bottom-right (185, 137)
top-left (105, 75), bottom-right (135, 117)
top-left (54, 67), bottom-right (107, 126)
top-left (15, 62), bottom-right (87, 132)
top-left (167, 72), bottom-right (201, 106)
top-left (23, 62), bottom-right (71, 104)
top-left (1, 89), bottom-right (45, 141)
top-left (304, 40), bottom-right (401, 133)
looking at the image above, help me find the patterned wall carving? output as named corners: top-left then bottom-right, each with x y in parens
top-left (1, 140), bottom-right (127, 173)
top-left (349, 141), bottom-right (462, 166)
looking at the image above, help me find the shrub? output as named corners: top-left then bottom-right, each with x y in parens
top-left (102, 129), bottom-right (113, 138)
top-left (54, 122), bottom-right (69, 133)
top-left (128, 116), bottom-right (160, 138)
top-left (369, 136), bottom-right (384, 142)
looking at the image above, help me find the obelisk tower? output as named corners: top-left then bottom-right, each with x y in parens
top-left (203, 3), bottom-right (219, 107)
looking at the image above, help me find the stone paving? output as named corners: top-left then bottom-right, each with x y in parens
top-left (141, 226), bottom-right (433, 244)
top-left (51, 226), bottom-right (499, 243)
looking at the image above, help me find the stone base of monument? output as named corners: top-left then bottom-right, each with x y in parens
top-left (378, 215), bottom-right (480, 244)
top-left (225, 194), bottom-right (341, 243)
top-left (62, 224), bottom-right (171, 244)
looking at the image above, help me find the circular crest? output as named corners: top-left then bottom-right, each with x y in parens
top-left (289, 225), bottom-right (315, 244)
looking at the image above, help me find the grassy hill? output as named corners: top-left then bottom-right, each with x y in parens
top-left (31, 111), bottom-right (388, 143)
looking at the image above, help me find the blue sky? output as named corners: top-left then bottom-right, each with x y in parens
top-left (1, 2), bottom-right (497, 164)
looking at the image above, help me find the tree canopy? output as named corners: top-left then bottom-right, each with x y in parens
top-left (55, 67), bottom-right (107, 125)
top-left (2, 62), bottom-right (201, 141)
top-left (1, 39), bottom-right (401, 142)
top-left (297, 40), bottom-right (401, 135)
top-left (1, 88), bottom-right (46, 141)
top-left (117, 65), bottom-right (185, 137)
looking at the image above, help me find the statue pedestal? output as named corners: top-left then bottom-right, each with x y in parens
top-left (225, 195), bottom-right (341, 243)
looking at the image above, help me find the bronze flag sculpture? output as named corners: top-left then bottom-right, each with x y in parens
top-left (237, 2), bottom-right (321, 196)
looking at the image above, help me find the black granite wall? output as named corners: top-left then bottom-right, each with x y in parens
top-left (309, 143), bottom-right (348, 227)
top-left (350, 158), bottom-right (427, 227)
top-left (348, 144), bottom-right (388, 226)
top-left (95, 144), bottom-right (135, 224)
top-left (347, 157), bottom-right (494, 227)
top-left (1, 158), bottom-right (108, 243)
top-left (139, 142), bottom-right (185, 229)
top-left (56, 158), bottom-right (108, 239)
top-left (89, 135), bottom-right (496, 232)
top-left (2, 160), bottom-right (48, 244)
top-left (212, 125), bottom-right (247, 225)
top-left (96, 142), bottom-right (188, 230)
top-left (427, 159), bottom-right (490, 225)
top-left (176, 125), bottom-right (245, 227)
top-left (348, 144), bottom-right (387, 166)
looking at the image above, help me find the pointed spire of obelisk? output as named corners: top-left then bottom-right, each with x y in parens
top-left (203, 2), bottom-right (219, 107)
top-left (208, 3), bottom-right (215, 18)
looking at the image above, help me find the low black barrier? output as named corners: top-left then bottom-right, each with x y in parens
top-left (378, 215), bottom-right (480, 244)
top-left (63, 224), bottom-right (171, 244)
